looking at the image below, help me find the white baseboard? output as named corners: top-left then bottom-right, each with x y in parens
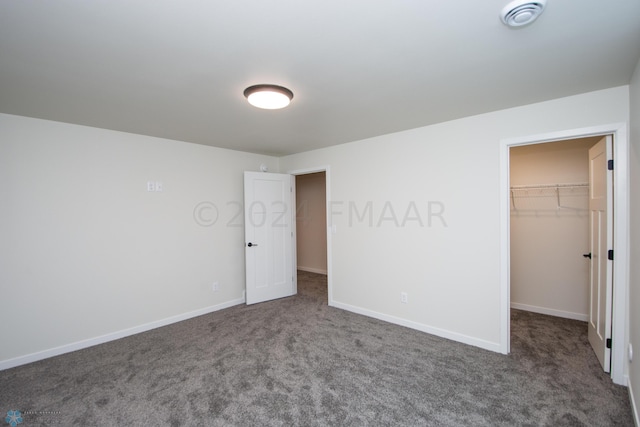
top-left (0, 297), bottom-right (245, 371)
top-left (630, 380), bottom-right (639, 427)
top-left (511, 302), bottom-right (588, 322)
top-left (330, 301), bottom-right (501, 353)
top-left (297, 266), bottom-right (327, 275)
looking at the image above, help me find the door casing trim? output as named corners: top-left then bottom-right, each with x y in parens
top-left (499, 123), bottom-right (629, 386)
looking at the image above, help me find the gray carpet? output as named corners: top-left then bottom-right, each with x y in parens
top-left (0, 271), bottom-right (633, 426)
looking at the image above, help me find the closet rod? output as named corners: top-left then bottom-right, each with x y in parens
top-left (510, 182), bottom-right (588, 190)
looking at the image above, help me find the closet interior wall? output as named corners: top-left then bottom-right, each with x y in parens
top-left (510, 137), bottom-right (600, 321)
top-left (295, 172), bottom-right (327, 275)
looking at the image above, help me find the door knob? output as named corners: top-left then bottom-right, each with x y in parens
top-left (583, 253), bottom-right (592, 259)
top-left (247, 242), bottom-right (258, 247)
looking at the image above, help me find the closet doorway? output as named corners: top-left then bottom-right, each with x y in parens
top-left (294, 172), bottom-right (327, 275)
top-left (499, 123), bottom-right (629, 386)
top-left (510, 137), bottom-right (600, 323)
top-left (290, 167), bottom-right (331, 305)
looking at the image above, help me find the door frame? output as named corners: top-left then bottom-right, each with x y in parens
top-left (288, 166), bottom-right (333, 305)
top-left (499, 123), bottom-right (629, 386)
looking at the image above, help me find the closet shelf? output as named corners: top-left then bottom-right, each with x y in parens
top-left (510, 183), bottom-right (588, 211)
top-left (510, 182), bottom-right (588, 191)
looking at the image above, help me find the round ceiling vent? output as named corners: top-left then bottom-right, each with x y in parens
top-left (500, 0), bottom-right (547, 27)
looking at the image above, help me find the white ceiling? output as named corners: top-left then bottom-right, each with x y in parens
top-left (1, 1), bottom-right (639, 156)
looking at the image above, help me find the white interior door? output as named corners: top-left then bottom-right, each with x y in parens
top-left (244, 171), bottom-right (295, 305)
top-left (587, 135), bottom-right (613, 372)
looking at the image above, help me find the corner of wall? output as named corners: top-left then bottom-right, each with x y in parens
top-left (625, 55), bottom-right (640, 420)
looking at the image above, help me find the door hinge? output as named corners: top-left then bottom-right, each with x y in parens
top-left (608, 250), bottom-right (614, 261)
top-left (608, 159), bottom-right (614, 171)
top-left (606, 338), bottom-right (612, 349)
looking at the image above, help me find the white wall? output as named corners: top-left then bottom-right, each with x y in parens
top-left (627, 57), bottom-right (640, 423)
top-left (0, 113), bottom-right (278, 367)
top-left (0, 84), bottom-right (634, 373)
top-left (510, 138), bottom-right (598, 320)
top-left (279, 86), bottom-right (629, 351)
top-left (295, 172), bottom-right (327, 274)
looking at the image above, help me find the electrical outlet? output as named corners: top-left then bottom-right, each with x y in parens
top-left (147, 181), bottom-right (155, 192)
top-left (212, 282), bottom-right (219, 292)
top-left (400, 292), bottom-right (408, 304)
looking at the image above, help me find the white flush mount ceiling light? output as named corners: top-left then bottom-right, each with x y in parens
top-left (243, 84), bottom-right (293, 110)
top-left (500, 0), bottom-right (547, 27)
